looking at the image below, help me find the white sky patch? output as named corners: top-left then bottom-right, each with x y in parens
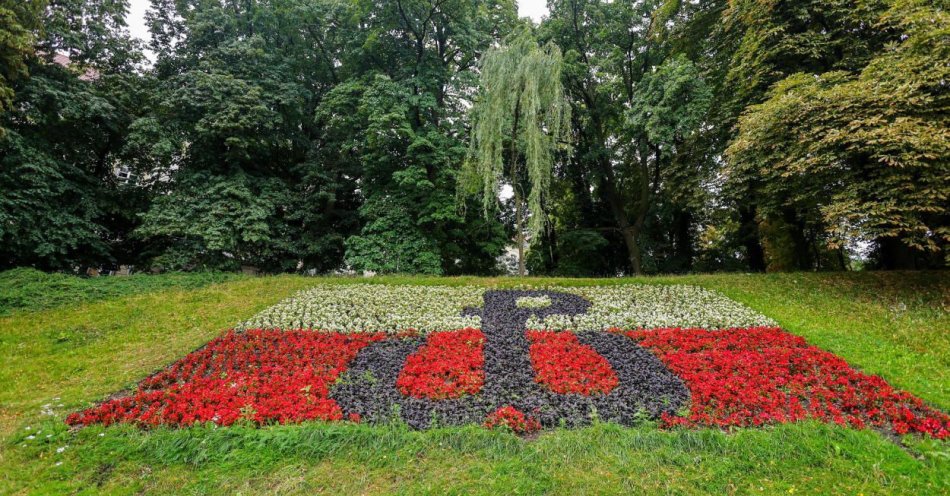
top-left (500, 184), bottom-right (514, 200)
top-left (128, 0), bottom-right (151, 42)
top-left (518, 0), bottom-right (549, 23)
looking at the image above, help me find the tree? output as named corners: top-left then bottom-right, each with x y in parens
top-left (703, 0), bottom-right (895, 271)
top-left (727, 0), bottom-right (949, 268)
top-left (136, 0), bottom-right (514, 274)
top-left (460, 26), bottom-right (570, 275)
top-left (0, 0), bottom-right (42, 120)
top-left (0, 0), bottom-right (145, 270)
top-left (625, 55), bottom-right (711, 273)
top-left (135, 0), bottom-right (360, 271)
top-left (338, 0), bottom-right (516, 275)
top-left (536, 0), bottom-right (712, 275)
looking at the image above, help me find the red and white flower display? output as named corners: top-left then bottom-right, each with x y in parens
top-left (67, 287), bottom-right (948, 440)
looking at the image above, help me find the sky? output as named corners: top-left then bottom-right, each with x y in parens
top-left (127, 0), bottom-right (150, 42)
top-left (125, 0), bottom-right (549, 45)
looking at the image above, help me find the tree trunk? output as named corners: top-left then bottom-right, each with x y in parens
top-left (738, 205), bottom-right (766, 271)
top-left (621, 223), bottom-right (641, 274)
top-left (602, 171), bottom-right (642, 275)
top-left (514, 184), bottom-right (526, 276)
top-left (672, 208), bottom-right (693, 272)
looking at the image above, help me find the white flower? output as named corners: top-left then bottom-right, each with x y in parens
top-left (526, 285), bottom-right (775, 332)
top-left (238, 284), bottom-right (773, 335)
top-left (238, 285), bottom-right (485, 334)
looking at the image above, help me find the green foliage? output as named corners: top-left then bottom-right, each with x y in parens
top-left (728, 0), bottom-right (950, 264)
top-left (134, 0), bottom-right (512, 274)
top-left (345, 197), bottom-right (445, 274)
top-left (0, 0), bottom-right (41, 118)
top-left (628, 55), bottom-right (711, 163)
top-left (461, 26), bottom-right (571, 239)
top-left (3, 0), bottom-right (947, 275)
top-left (719, 0), bottom-right (890, 127)
top-left (0, 126), bottom-right (108, 269)
top-left (537, 2), bottom-right (713, 275)
top-left (0, 1), bottom-right (144, 270)
top-left (528, 229), bottom-right (612, 277)
top-left (136, 173), bottom-right (299, 271)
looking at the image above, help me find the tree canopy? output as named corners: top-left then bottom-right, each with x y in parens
top-left (461, 26), bottom-right (570, 275)
top-left (1, 0), bottom-right (946, 274)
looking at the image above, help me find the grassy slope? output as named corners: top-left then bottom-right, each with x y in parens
top-left (0, 272), bottom-right (947, 494)
top-left (0, 268), bottom-right (245, 316)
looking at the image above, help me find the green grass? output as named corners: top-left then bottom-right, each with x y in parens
top-left (0, 268), bottom-right (244, 316)
top-left (1, 271), bottom-right (947, 494)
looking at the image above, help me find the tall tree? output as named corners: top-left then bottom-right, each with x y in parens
top-left (704, 0), bottom-right (894, 271)
top-left (538, 0), bottom-right (710, 275)
top-left (138, 0), bottom-right (514, 273)
top-left (460, 26), bottom-right (570, 275)
top-left (135, 0), bottom-right (359, 271)
top-left (0, 0), bottom-right (144, 270)
top-left (727, 0), bottom-right (949, 268)
top-left (335, 0), bottom-right (516, 275)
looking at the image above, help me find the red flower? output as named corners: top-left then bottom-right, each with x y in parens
top-left (617, 327), bottom-right (949, 439)
top-left (66, 329), bottom-right (383, 427)
top-left (484, 406), bottom-right (540, 434)
top-left (526, 330), bottom-right (618, 395)
top-left (397, 328), bottom-right (485, 399)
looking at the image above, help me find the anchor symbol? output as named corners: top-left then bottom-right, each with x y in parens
top-left (331, 289), bottom-right (688, 428)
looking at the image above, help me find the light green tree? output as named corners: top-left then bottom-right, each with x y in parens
top-left (460, 26), bottom-right (570, 275)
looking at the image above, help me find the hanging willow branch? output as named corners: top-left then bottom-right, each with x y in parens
top-left (459, 26), bottom-right (571, 240)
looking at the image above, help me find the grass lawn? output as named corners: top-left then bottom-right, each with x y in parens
top-left (0, 271), bottom-right (947, 494)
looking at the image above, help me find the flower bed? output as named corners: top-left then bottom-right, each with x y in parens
top-left (618, 327), bottom-right (950, 439)
top-left (238, 285), bottom-right (485, 334)
top-left (67, 286), bottom-right (947, 440)
top-left (238, 284), bottom-right (776, 334)
top-left (330, 289), bottom-right (687, 429)
top-left (67, 329), bottom-right (382, 427)
top-left (397, 328), bottom-right (485, 399)
top-left (526, 330), bottom-right (618, 395)
top-left (526, 285), bottom-right (776, 331)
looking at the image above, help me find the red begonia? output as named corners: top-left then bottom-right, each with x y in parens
top-left (66, 329), bottom-right (383, 427)
top-left (526, 330), bottom-right (618, 395)
top-left (617, 327), bottom-right (949, 439)
top-left (397, 328), bottom-right (485, 399)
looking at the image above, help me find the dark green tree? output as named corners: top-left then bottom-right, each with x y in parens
top-left (538, 0), bottom-right (710, 275)
top-left (0, 0), bottom-right (42, 119)
top-left (136, 0), bottom-right (514, 273)
top-left (0, 0), bottom-right (145, 270)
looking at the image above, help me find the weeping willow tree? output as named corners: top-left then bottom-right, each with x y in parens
top-left (459, 27), bottom-right (570, 276)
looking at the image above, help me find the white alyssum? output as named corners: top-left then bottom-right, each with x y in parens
top-left (238, 285), bottom-right (486, 334)
top-left (237, 284), bottom-right (774, 334)
top-left (525, 285), bottom-right (776, 331)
